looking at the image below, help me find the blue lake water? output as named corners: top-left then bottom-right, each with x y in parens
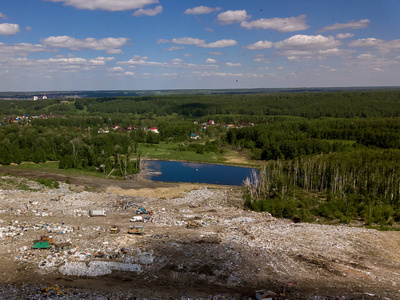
top-left (143, 160), bottom-right (256, 186)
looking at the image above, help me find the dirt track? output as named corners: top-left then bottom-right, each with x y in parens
top-left (0, 169), bottom-right (399, 299)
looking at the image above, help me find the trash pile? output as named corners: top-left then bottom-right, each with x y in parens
top-left (0, 180), bottom-right (399, 299)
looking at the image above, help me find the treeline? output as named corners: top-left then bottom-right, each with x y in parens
top-left (0, 125), bottom-right (144, 177)
top-left (73, 90), bottom-right (400, 119)
top-left (226, 117), bottom-right (400, 160)
top-left (244, 150), bottom-right (400, 225)
top-left (3, 90), bottom-right (400, 119)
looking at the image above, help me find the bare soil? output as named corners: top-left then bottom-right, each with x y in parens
top-left (0, 168), bottom-right (399, 299)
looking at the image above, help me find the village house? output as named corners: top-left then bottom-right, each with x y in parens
top-left (150, 127), bottom-right (159, 133)
top-left (190, 133), bottom-right (200, 140)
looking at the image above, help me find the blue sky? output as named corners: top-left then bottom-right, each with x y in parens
top-left (0, 0), bottom-right (399, 91)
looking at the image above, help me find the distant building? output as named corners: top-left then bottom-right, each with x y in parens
top-left (190, 133), bottom-right (200, 140)
top-left (33, 96), bottom-right (38, 101)
top-left (150, 127), bottom-right (159, 133)
top-left (42, 96), bottom-right (48, 100)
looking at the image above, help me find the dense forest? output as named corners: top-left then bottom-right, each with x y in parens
top-left (2, 89), bottom-right (400, 226)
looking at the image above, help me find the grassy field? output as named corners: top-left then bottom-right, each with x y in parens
top-left (138, 142), bottom-right (223, 163)
top-left (4, 162), bottom-right (111, 179)
top-left (137, 141), bottom-right (258, 166)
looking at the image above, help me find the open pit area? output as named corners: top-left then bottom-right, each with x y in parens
top-left (0, 174), bottom-right (399, 299)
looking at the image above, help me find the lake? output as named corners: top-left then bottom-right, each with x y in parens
top-left (143, 160), bottom-right (256, 186)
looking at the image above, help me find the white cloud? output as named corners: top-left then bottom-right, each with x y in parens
top-left (274, 35), bottom-right (341, 50)
top-left (172, 37), bottom-right (205, 45)
top-left (0, 12), bottom-right (7, 19)
top-left (107, 49), bottom-right (124, 54)
top-left (321, 19), bottom-right (370, 31)
top-left (184, 6), bottom-right (221, 15)
top-left (217, 10), bottom-right (251, 25)
top-left (156, 39), bottom-right (170, 44)
top-left (206, 58), bottom-right (217, 64)
top-left (201, 39), bottom-right (237, 48)
top-left (194, 71), bottom-right (244, 77)
top-left (0, 23), bottom-right (20, 36)
top-left (45, 0), bottom-right (159, 11)
top-left (226, 62), bottom-right (241, 67)
top-left (133, 5), bottom-right (162, 17)
top-left (41, 36), bottom-right (129, 51)
top-left (170, 37), bottom-right (237, 48)
top-left (205, 28), bottom-right (214, 32)
top-left (276, 66), bottom-right (284, 70)
top-left (184, 53), bottom-right (193, 57)
top-left (254, 58), bottom-right (271, 63)
top-left (0, 42), bottom-right (49, 59)
top-left (125, 71), bottom-right (135, 76)
top-left (107, 66), bottom-right (124, 72)
top-left (161, 73), bottom-right (178, 77)
top-left (349, 38), bottom-right (400, 52)
top-left (241, 15), bottom-right (309, 32)
top-left (336, 33), bottom-right (354, 39)
top-left (163, 46), bottom-right (185, 51)
top-left (246, 41), bottom-right (273, 50)
top-left (356, 54), bottom-right (376, 60)
top-left (117, 56), bottom-right (219, 70)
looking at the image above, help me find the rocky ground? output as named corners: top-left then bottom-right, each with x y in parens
top-left (0, 175), bottom-right (399, 299)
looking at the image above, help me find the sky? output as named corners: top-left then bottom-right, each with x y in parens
top-left (0, 0), bottom-right (400, 91)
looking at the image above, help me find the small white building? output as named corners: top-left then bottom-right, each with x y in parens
top-left (33, 96), bottom-right (38, 101)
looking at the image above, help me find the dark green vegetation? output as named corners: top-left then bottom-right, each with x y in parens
top-left (2, 89), bottom-right (400, 226)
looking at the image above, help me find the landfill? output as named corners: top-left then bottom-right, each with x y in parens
top-left (0, 175), bottom-right (399, 299)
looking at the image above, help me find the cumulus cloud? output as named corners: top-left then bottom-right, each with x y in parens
top-left (349, 38), bottom-right (400, 51)
top-left (206, 58), bottom-right (217, 64)
top-left (217, 10), bottom-right (251, 25)
top-left (41, 36), bottom-right (129, 51)
top-left (184, 6), bottom-right (221, 15)
top-left (163, 46), bottom-right (185, 51)
top-left (226, 62), bottom-right (241, 67)
top-left (117, 55), bottom-right (219, 70)
top-left (161, 73), bottom-right (178, 77)
top-left (133, 5), bottom-right (162, 17)
top-left (44, 0), bottom-right (159, 11)
top-left (0, 42), bottom-right (49, 59)
top-left (170, 37), bottom-right (237, 48)
top-left (246, 41), bottom-right (273, 50)
top-left (274, 34), bottom-right (341, 50)
top-left (254, 58), bottom-right (271, 63)
top-left (201, 39), bottom-right (237, 48)
top-left (107, 66), bottom-right (124, 72)
top-left (272, 35), bottom-right (355, 61)
top-left (241, 15), bottom-right (309, 32)
top-left (0, 23), bottom-right (20, 36)
top-left (336, 33), bottom-right (354, 39)
top-left (171, 37), bottom-right (205, 45)
top-left (194, 71), bottom-right (244, 77)
top-left (320, 19), bottom-right (370, 31)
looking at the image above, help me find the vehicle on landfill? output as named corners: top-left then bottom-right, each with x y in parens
top-left (136, 207), bottom-right (148, 214)
top-left (128, 225), bottom-right (144, 235)
top-left (33, 240), bottom-right (51, 249)
top-left (40, 236), bottom-right (54, 244)
top-left (130, 216), bottom-right (143, 222)
top-left (89, 209), bottom-right (106, 217)
top-left (110, 225), bottom-right (120, 234)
